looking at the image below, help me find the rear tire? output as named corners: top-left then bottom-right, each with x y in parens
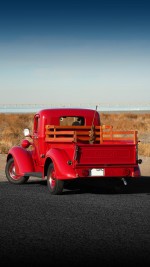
top-left (5, 158), bottom-right (29, 184)
top-left (47, 163), bottom-right (64, 195)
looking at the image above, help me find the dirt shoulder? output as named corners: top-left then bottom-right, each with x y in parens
top-left (0, 154), bottom-right (149, 182)
top-left (0, 154), bottom-right (7, 181)
top-left (139, 155), bottom-right (150, 177)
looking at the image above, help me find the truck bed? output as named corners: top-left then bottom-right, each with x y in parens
top-left (45, 125), bottom-right (138, 175)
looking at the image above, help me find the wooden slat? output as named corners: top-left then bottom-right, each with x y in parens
top-left (45, 128), bottom-right (76, 142)
top-left (45, 137), bottom-right (75, 142)
top-left (45, 130), bottom-right (75, 135)
top-left (45, 125), bottom-right (138, 144)
top-left (46, 125), bottom-right (92, 130)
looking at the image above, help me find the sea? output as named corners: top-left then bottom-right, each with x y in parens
top-left (0, 104), bottom-right (150, 114)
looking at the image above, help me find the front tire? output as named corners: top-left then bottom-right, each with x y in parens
top-left (5, 158), bottom-right (29, 184)
top-left (47, 163), bottom-right (64, 195)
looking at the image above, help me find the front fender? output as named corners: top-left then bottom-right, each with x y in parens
top-left (46, 148), bottom-right (76, 179)
top-left (7, 146), bottom-right (35, 176)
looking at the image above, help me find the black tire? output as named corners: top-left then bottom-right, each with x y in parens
top-left (47, 163), bottom-right (64, 195)
top-left (5, 158), bottom-right (29, 184)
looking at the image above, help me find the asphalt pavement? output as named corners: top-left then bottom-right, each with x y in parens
top-left (1, 178), bottom-right (150, 267)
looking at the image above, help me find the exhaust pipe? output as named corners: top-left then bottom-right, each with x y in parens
top-left (121, 178), bottom-right (127, 186)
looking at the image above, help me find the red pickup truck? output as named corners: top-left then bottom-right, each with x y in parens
top-left (5, 108), bottom-right (142, 194)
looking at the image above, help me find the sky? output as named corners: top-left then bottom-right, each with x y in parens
top-left (0, 0), bottom-right (150, 107)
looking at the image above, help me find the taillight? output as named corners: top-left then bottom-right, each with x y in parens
top-left (123, 168), bottom-right (130, 176)
top-left (21, 139), bottom-right (31, 149)
top-left (82, 169), bottom-right (89, 177)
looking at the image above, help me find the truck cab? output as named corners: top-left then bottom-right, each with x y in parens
top-left (30, 108), bottom-right (100, 170)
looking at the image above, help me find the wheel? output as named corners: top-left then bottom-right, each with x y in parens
top-left (5, 158), bottom-right (29, 184)
top-left (47, 163), bottom-right (64, 195)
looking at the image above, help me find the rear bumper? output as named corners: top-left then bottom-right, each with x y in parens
top-left (75, 165), bottom-right (141, 179)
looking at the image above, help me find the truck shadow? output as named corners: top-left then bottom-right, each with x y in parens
top-left (2, 176), bottom-right (150, 195)
top-left (62, 176), bottom-right (150, 195)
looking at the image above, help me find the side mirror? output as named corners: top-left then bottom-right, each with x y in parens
top-left (23, 128), bottom-right (30, 137)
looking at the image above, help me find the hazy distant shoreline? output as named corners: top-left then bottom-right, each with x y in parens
top-left (0, 106), bottom-right (150, 114)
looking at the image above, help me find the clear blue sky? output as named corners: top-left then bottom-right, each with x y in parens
top-left (0, 0), bottom-right (150, 106)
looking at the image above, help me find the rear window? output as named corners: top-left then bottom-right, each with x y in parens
top-left (59, 116), bottom-right (85, 126)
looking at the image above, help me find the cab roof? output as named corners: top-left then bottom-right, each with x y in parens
top-left (35, 108), bottom-right (100, 126)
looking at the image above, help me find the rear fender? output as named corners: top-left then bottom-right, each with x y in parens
top-left (46, 148), bottom-right (76, 179)
top-left (7, 146), bottom-right (35, 176)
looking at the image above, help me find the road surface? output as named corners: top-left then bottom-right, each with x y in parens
top-left (0, 154), bottom-right (150, 267)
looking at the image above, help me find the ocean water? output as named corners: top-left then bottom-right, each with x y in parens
top-left (0, 104), bottom-right (150, 113)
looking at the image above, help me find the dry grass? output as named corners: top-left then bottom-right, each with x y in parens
top-left (0, 113), bottom-right (33, 153)
top-left (0, 112), bottom-right (150, 156)
top-left (101, 113), bottom-right (150, 157)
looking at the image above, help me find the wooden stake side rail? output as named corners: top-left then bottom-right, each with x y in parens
top-left (45, 125), bottom-right (138, 144)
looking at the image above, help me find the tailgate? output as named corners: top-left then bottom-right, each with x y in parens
top-left (77, 144), bottom-right (137, 165)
